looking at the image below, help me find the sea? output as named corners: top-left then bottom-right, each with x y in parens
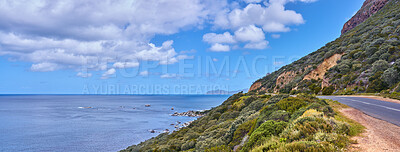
top-left (0, 95), bottom-right (229, 152)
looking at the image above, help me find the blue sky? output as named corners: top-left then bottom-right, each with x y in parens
top-left (0, 0), bottom-right (365, 94)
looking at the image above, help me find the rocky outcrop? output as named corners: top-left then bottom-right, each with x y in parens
top-left (248, 81), bottom-right (262, 92)
top-left (342, 0), bottom-right (389, 34)
top-left (303, 53), bottom-right (343, 87)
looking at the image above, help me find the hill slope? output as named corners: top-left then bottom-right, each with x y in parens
top-left (249, 0), bottom-right (400, 96)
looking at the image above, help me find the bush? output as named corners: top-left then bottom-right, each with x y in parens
top-left (205, 145), bottom-right (231, 152)
top-left (381, 26), bottom-right (394, 34)
top-left (371, 60), bottom-right (389, 73)
top-left (268, 110), bottom-right (290, 122)
top-left (277, 97), bottom-right (307, 113)
top-left (244, 120), bottom-right (287, 150)
top-left (274, 141), bottom-right (336, 152)
top-left (382, 67), bottom-right (400, 86)
top-left (229, 119), bottom-right (256, 148)
top-left (367, 79), bottom-right (389, 93)
top-left (322, 86), bottom-right (335, 95)
top-left (371, 38), bottom-right (385, 46)
top-left (181, 139), bottom-right (196, 151)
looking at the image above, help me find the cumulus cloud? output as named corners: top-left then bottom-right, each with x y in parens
top-left (203, 32), bottom-right (236, 44)
top-left (244, 41), bottom-right (269, 49)
top-left (0, 0), bottom-right (212, 77)
top-left (31, 62), bottom-right (60, 72)
top-left (0, 0), bottom-right (317, 75)
top-left (101, 68), bottom-right (116, 79)
top-left (234, 25), bottom-right (265, 42)
top-left (227, 3), bottom-right (304, 31)
top-left (242, 0), bottom-right (263, 3)
top-left (210, 43), bottom-right (231, 52)
top-left (203, 0), bottom-right (317, 51)
top-left (204, 25), bottom-right (268, 50)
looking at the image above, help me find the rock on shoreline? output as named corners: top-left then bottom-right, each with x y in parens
top-left (170, 110), bottom-right (204, 117)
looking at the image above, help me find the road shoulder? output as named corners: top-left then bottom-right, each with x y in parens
top-left (340, 107), bottom-right (400, 152)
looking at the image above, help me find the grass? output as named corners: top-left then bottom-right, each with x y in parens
top-left (326, 99), bottom-right (365, 136)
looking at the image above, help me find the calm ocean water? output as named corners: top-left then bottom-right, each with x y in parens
top-left (0, 95), bottom-right (228, 152)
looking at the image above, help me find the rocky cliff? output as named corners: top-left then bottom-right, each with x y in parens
top-left (342, 0), bottom-right (389, 34)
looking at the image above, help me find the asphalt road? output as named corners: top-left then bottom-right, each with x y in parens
top-left (319, 96), bottom-right (400, 126)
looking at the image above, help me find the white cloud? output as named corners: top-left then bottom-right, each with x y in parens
top-left (210, 43), bottom-right (230, 52)
top-left (0, 0), bottom-right (212, 74)
top-left (76, 72), bottom-right (92, 78)
top-left (101, 68), bottom-right (116, 79)
top-left (234, 25), bottom-right (265, 42)
top-left (113, 61), bottom-right (140, 69)
top-left (204, 25), bottom-right (268, 50)
top-left (139, 70), bottom-right (149, 76)
top-left (203, 0), bottom-right (316, 51)
top-left (244, 40), bottom-right (269, 49)
top-left (203, 32), bottom-right (236, 44)
top-left (30, 62), bottom-right (60, 72)
top-left (227, 3), bottom-right (304, 32)
top-left (262, 22), bottom-right (290, 32)
top-left (242, 0), bottom-right (263, 3)
top-left (0, 0), bottom-right (317, 73)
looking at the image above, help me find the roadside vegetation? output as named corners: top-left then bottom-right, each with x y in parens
top-left (122, 93), bottom-right (363, 152)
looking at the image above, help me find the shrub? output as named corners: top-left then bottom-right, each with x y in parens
top-left (268, 110), bottom-right (290, 122)
top-left (322, 86), bottom-right (335, 95)
top-left (366, 46), bottom-right (378, 56)
top-left (382, 67), bottom-right (400, 86)
top-left (274, 141), bottom-right (336, 152)
top-left (277, 97), bottom-right (307, 113)
top-left (229, 119), bottom-right (256, 148)
top-left (336, 60), bottom-right (352, 74)
top-left (380, 52), bottom-right (391, 60)
top-left (244, 120), bottom-right (287, 150)
top-left (367, 79), bottom-right (389, 93)
top-left (205, 145), bottom-right (231, 152)
top-left (181, 139), bottom-right (196, 151)
top-left (309, 83), bottom-right (322, 94)
top-left (381, 26), bottom-right (394, 34)
top-left (371, 60), bottom-right (389, 73)
top-left (371, 38), bottom-right (385, 46)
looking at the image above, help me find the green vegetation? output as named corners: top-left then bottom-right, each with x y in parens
top-left (121, 94), bottom-right (360, 152)
top-left (249, 0), bottom-right (400, 97)
top-left (121, 0), bottom-right (400, 151)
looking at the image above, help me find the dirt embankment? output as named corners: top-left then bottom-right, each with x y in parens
top-left (303, 53), bottom-right (343, 87)
top-left (341, 108), bottom-right (400, 152)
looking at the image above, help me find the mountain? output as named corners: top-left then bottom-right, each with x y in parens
top-left (122, 0), bottom-right (400, 151)
top-left (342, 0), bottom-right (389, 34)
top-left (206, 89), bottom-right (248, 95)
top-left (249, 0), bottom-right (400, 96)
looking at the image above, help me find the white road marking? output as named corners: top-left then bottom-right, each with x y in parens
top-left (338, 97), bottom-right (400, 112)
